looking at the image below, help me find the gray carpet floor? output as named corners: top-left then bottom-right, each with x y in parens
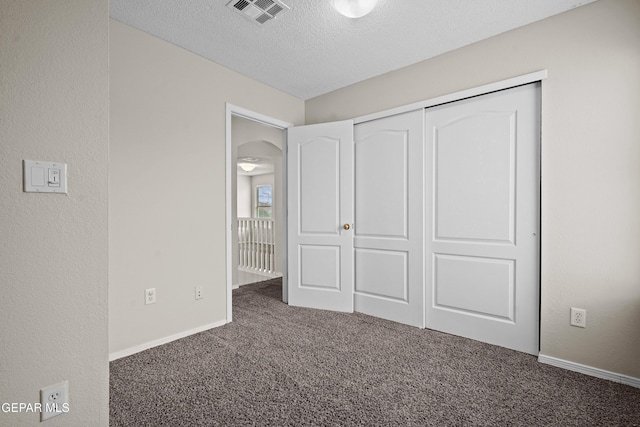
top-left (110, 278), bottom-right (640, 426)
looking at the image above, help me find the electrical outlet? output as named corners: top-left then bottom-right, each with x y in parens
top-left (145, 288), bottom-right (156, 305)
top-left (40, 380), bottom-right (69, 421)
top-left (195, 286), bottom-right (203, 300)
top-left (570, 307), bottom-right (587, 328)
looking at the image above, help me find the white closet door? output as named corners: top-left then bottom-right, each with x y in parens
top-left (425, 83), bottom-right (540, 355)
top-left (353, 110), bottom-right (424, 327)
top-left (287, 120), bottom-right (354, 312)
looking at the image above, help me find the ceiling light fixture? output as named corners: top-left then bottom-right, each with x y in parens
top-left (239, 163), bottom-right (257, 172)
top-left (332, 0), bottom-right (378, 18)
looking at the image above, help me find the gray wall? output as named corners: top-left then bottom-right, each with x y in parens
top-left (306, 0), bottom-right (640, 378)
top-left (109, 20), bottom-right (304, 357)
top-left (0, 1), bottom-right (109, 425)
top-left (237, 174), bottom-right (252, 218)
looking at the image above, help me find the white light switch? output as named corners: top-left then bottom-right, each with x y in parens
top-left (48, 168), bottom-right (60, 186)
top-left (23, 160), bottom-right (67, 193)
top-left (31, 167), bottom-right (46, 187)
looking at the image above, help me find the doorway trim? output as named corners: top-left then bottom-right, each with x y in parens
top-left (225, 103), bottom-right (293, 322)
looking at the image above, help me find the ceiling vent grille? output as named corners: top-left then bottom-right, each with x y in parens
top-left (226, 0), bottom-right (289, 25)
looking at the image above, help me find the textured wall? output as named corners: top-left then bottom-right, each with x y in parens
top-left (306, 0), bottom-right (640, 379)
top-left (109, 20), bottom-right (304, 356)
top-left (0, 1), bottom-right (109, 426)
top-left (237, 175), bottom-right (252, 218)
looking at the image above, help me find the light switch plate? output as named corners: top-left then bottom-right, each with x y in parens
top-left (23, 160), bottom-right (67, 193)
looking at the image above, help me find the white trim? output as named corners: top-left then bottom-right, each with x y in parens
top-left (281, 128), bottom-right (289, 304)
top-left (228, 104), bottom-right (293, 130)
top-left (538, 354), bottom-right (640, 389)
top-left (109, 320), bottom-right (228, 361)
top-left (226, 104), bottom-right (234, 323)
top-left (354, 70), bottom-right (548, 124)
top-left (237, 266), bottom-right (282, 277)
top-left (225, 103), bottom-right (293, 323)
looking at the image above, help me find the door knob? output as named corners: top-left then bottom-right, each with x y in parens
top-left (343, 224), bottom-right (350, 230)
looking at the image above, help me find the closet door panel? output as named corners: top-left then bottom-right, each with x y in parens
top-left (353, 109), bottom-right (424, 328)
top-left (425, 83), bottom-right (540, 355)
top-left (355, 130), bottom-right (408, 239)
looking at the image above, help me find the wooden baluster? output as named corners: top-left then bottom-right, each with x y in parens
top-left (240, 219), bottom-right (244, 269)
top-left (238, 219), bottom-right (242, 269)
top-left (243, 219), bottom-right (248, 269)
top-left (236, 218), bottom-right (279, 274)
top-left (238, 219), bottom-right (243, 269)
top-left (260, 220), bottom-right (265, 271)
top-left (242, 219), bottom-right (247, 269)
top-left (269, 220), bottom-right (274, 273)
top-left (251, 219), bottom-right (255, 270)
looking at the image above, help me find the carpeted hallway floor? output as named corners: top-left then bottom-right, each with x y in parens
top-left (110, 278), bottom-right (640, 426)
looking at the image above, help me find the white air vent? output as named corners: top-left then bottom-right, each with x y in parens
top-left (226, 0), bottom-right (289, 25)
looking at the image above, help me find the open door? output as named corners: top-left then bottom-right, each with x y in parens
top-left (287, 120), bottom-right (354, 312)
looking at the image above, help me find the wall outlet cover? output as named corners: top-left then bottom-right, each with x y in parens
top-left (570, 307), bottom-right (587, 328)
top-left (145, 288), bottom-right (156, 305)
top-left (40, 380), bottom-right (69, 421)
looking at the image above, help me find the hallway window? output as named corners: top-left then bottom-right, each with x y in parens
top-left (256, 185), bottom-right (272, 218)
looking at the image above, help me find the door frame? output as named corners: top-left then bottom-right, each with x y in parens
top-left (225, 103), bottom-right (293, 322)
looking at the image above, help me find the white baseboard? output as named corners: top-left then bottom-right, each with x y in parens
top-left (109, 319), bottom-right (228, 361)
top-left (237, 266), bottom-right (282, 277)
top-left (538, 354), bottom-right (640, 389)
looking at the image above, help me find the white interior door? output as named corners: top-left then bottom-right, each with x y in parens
top-left (287, 120), bottom-right (354, 312)
top-left (353, 110), bottom-right (424, 327)
top-left (425, 83), bottom-right (540, 355)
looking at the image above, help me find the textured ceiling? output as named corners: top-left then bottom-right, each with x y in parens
top-left (110, 0), bottom-right (596, 100)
